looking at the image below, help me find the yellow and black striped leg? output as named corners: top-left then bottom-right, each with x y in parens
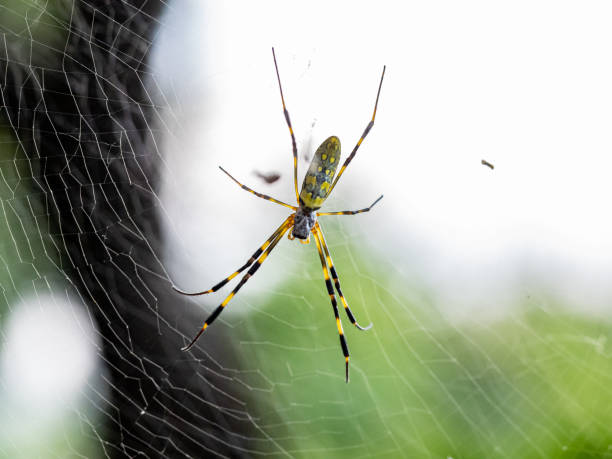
top-left (181, 220), bottom-right (292, 351)
top-left (312, 226), bottom-right (351, 382)
top-left (173, 215), bottom-right (294, 296)
top-left (314, 223), bottom-right (372, 331)
top-left (328, 66), bottom-right (386, 196)
top-left (272, 47), bottom-right (299, 204)
top-left (317, 195), bottom-right (383, 217)
top-left (219, 166), bottom-right (297, 211)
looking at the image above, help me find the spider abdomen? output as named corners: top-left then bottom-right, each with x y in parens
top-left (299, 136), bottom-right (341, 210)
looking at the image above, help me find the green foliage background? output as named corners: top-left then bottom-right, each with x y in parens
top-left (234, 228), bottom-right (612, 458)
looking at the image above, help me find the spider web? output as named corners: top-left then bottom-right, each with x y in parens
top-left (0, 1), bottom-right (611, 458)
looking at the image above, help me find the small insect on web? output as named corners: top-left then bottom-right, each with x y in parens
top-left (173, 48), bottom-right (386, 382)
top-left (254, 170), bottom-right (282, 184)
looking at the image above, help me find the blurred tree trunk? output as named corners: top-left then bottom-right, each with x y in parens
top-left (0, 1), bottom-right (281, 456)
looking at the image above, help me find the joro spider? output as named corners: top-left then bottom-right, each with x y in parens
top-left (174, 48), bottom-right (385, 382)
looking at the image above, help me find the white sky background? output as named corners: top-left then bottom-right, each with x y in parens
top-left (156, 0), bottom-right (612, 318)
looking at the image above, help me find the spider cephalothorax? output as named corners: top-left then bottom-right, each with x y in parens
top-left (173, 48), bottom-right (385, 382)
top-left (291, 207), bottom-right (316, 240)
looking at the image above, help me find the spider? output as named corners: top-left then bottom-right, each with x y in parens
top-left (174, 48), bottom-right (385, 382)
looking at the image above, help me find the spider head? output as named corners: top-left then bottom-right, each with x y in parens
top-left (292, 207), bottom-right (316, 240)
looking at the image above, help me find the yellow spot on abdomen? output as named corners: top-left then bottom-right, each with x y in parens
top-left (330, 157), bottom-right (335, 163)
top-left (321, 154), bottom-right (327, 160)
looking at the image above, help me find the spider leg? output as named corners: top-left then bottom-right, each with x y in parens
top-left (317, 195), bottom-right (383, 216)
top-left (181, 218), bottom-right (292, 352)
top-left (173, 215), bottom-right (294, 296)
top-left (312, 225), bottom-right (351, 383)
top-left (219, 166), bottom-right (297, 210)
top-left (314, 223), bottom-right (372, 331)
top-left (328, 66), bottom-right (386, 196)
top-left (272, 47), bottom-right (300, 204)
